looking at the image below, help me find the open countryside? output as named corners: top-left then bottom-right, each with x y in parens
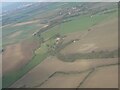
top-left (2, 2), bottom-right (118, 88)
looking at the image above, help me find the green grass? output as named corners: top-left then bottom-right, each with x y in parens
top-left (3, 41), bottom-right (48, 88)
top-left (57, 50), bottom-right (118, 62)
top-left (3, 53), bottom-right (48, 88)
top-left (2, 23), bottom-right (43, 47)
top-left (3, 36), bottom-right (55, 88)
top-left (42, 11), bottom-right (117, 40)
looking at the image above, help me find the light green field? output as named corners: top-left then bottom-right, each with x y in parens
top-left (2, 23), bottom-right (43, 47)
top-left (3, 41), bottom-right (48, 88)
top-left (42, 11), bottom-right (117, 40)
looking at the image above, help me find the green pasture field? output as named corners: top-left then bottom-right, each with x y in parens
top-left (2, 22), bottom-right (43, 47)
top-left (42, 11), bottom-right (117, 40)
top-left (3, 34), bottom-right (56, 88)
top-left (2, 37), bottom-right (48, 88)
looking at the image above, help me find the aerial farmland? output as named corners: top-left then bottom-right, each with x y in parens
top-left (1, 2), bottom-right (118, 88)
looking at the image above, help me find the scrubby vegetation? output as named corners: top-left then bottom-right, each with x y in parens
top-left (56, 50), bottom-right (118, 62)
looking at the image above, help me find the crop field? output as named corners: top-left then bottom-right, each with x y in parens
top-left (2, 22), bottom-right (44, 47)
top-left (61, 17), bottom-right (118, 55)
top-left (2, 2), bottom-right (118, 88)
top-left (42, 10), bottom-right (117, 40)
top-left (10, 57), bottom-right (118, 88)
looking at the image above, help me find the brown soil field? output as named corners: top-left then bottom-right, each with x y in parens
top-left (40, 71), bottom-right (90, 88)
top-left (2, 39), bottom-right (40, 75)
top-left (13, 20), bottom-right (40, 27)
top-left (80, 65), bottom-right (118, 88)
top-left (61, 18), bottom-right (118, 54)
top-left (39, 65), bottom-right (118, 88)
top-left (9, 31), bottom-right (23, 38)
top-left (63, 31), bottom-right (85, 44)
top-left (10, 57), bottom-right (118, 88)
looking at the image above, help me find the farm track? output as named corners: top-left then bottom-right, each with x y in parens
top-left (32, 63), bottom-right (118, 88)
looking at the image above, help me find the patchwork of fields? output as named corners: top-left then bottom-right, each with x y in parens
top-left (10, 57), bottom-right (118, 88)
top-left (2, 2), bottom-right (118, 88)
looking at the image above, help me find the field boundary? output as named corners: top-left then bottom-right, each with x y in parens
top-left (31, 63), bottom-right (118, 88)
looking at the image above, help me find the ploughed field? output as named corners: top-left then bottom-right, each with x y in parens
top-left (2, 38), bottom-right (40, 75)
top-left (10, 57), bottom-right (118, 88)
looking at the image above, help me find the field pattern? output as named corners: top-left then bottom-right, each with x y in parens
top-left (2, 2), bottom-right (118, 88)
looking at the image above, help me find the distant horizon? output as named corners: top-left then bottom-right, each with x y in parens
top-left (1, 0), bottom-right (119, 2)
top-left (1, 0), bottom-right (56, 2)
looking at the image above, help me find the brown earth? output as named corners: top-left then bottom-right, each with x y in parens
top-left (80, 65), bottom-right (118, 88)
top-left (61, 18), bottom-right (118, 54)
top-left (10, 57), bottom-right (118, 88)
top-left (40, 71), bottom-right (90, 88)
top-left (9, 31), bottom-right (23, 39)
top-left (13, 20), bottom-right (40, 27)
top-left (2, 38), bottom-right (40, 75)
top-left (40, 65), bottom-right (118, 88)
